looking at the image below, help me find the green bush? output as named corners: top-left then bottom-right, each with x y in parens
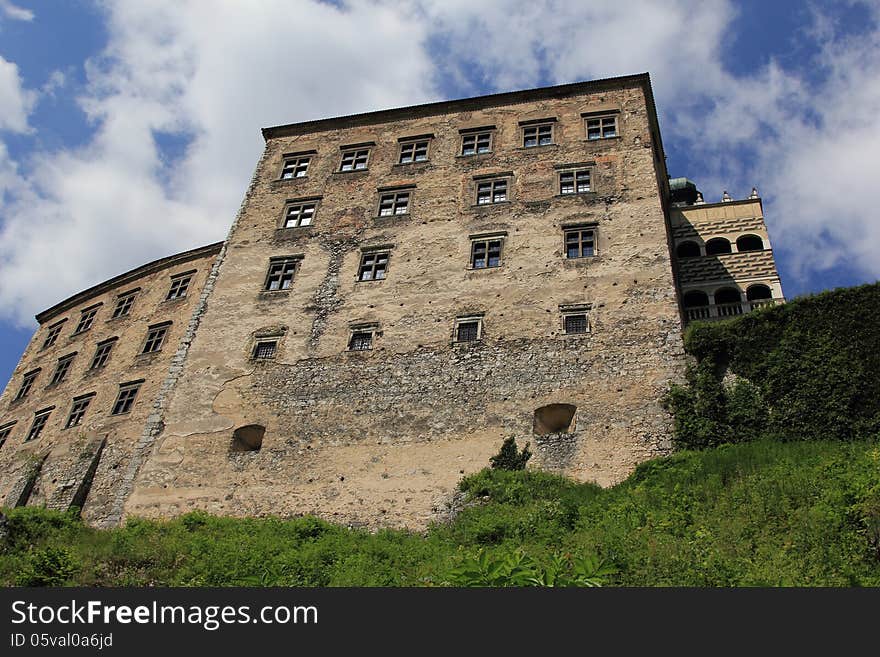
top-left (489, 437), bottom-right (532, 470)
top-left (16, 546), bottom-right (79, 586)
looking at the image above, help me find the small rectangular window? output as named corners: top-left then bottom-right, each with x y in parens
top-left (454, 316), bottom-right (483, 343)
top-left (565, 227), bottom-right (596, 259)
top-left (166, 273), bottom-right (193, 300)
top-left (280, 155), bottom-right (310, 179)
top-left (348, 330), bottom-right (374, 351)
top-left (14, 370), bottom-right (40, 401)
top-left (49, 353), bottom-right (76, 386)
top-left (378, 191), bottom-right (410, 217)
top-left (74, 306), bottom-right (99, 334)
top-left (90, 339), bottom-right (116, 370)
top-left (0, 423), bottom-right (15, 450)
top-left (42, 322), bottom-right (65, 349)
top-left (358, 252), bottom-right (389, 281)
top-left (142, 324), bottom-right (170, 354)
top-left (264, 257), bottom-right (299, 291)
top-left (560, 169), bottom-right (591, 195)
top-left (470, 238), bottom-right (503, 269)
top-left (461, 131), bottom-right (492, 155)
top-left (283, 202), bottom-right (316, 228)
top-left (586, 115), bottom-right (618, 140)
top-left (563, 313), bottom-right (589, 334)
top-left (340, 148), bottom-right (370, 171)
top-left (476, 179), bottom-right (507, 205)
top-left (65, 395), bottom-right (94, 429)
top-left (112, 291), bottom-right (137, 318)
top-left (111, 382), bottom-right (142, 415)
top-left (26, 409), bottom-right (52, 442)
top-left (399, 140), bottom-right (429, 164)
top-left (523, 123), bottom-right (553, 147)
top-left (252, 340), bottom-right (277, 360)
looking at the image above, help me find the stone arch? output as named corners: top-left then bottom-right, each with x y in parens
top-left (746, 284), bottom-right (772, 301)
top-left (533, 403), bottom-right (577, 435)
top-left (676, 241), bottom-right (701, 258)
top-left (736, 234), bottom-right (764, 252)
top-left (682, 290), bottom-right (709, 308)
top-left (230, 424), bottom-right (265, 452)
top-left (705, 237), bottom-right (732, 255)
top-left (714, 287), bottom-right (742, 305)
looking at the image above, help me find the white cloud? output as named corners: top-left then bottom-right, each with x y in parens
top-left (0, 0), bottom-right (33, 22)
top-left (0, 55), bottom-right (34, 133)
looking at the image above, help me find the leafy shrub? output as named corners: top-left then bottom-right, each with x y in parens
top-left (448, 549), bottom-right (615, 587)
top-left (16, 546), bottom-right (79, 586)
top-left (489, 437), bottom-right (532, 470)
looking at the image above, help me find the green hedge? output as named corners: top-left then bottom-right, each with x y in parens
top-left (666, 282), bottom-right (880, 448)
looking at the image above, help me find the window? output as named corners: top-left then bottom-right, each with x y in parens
top-left (561, 305), bottom-right (591, 335)
top-left (736, 234), bottom-right (764, 252)
top-left (470, 238), bottom-right (503, 269)
top-left (560, 169), bottom-right (591, 195)
top-left (398, 139), bottom-right (429, 164)
top-left (358, 252), bottom-right (389, 281)
top-left (461, 130), bottom-right (492, 155)
top-left (565, 227), bottom-right (596, 258)
top-left (705, 237), bottom-right (732, 255)
top-left (676, 241), bottom-right (701, 258)
top-left (49, 353), bottom-right (76, 386)
top-left (90, 338), bottom-right (116, 370)
top-left (280, 155), bottom-right (310, 179)
top-left (378, 191), bottom-right (410, 216)
top-left (65, 395), bottom-right (94, 429)
top-left (26, 409), bottom-right (52, 442)
top-left (14, 370), bottom-right (39, 401)
top-left (111, 382), bottom-right (142, 415)
top-left (585, 114), bottom-right (618, 140)
top-left (252, 340), bottom-right (277, 360)
top-left (454, 316), bottom-right (483, 343)
top-left (142, 323), bottom-right (170, 354)
top-left (264, 257), bottom-right (299, 291)
top-left (283, 201), bottom-right (316, 228)
top-left (0, 422), bottom-right (15, 449)
top-left (476, 178), bottom-right (508, 205)
top-left (348, 328), bottom-right (374, 351)
top-left (523, 123), bottom-right (553, 147)
top-left (340, 148), bottom-right (370, 171)
top-left (166, 273), bottom-right (193, 300)
top-left (74, 306), bottom-right (99, 334)
top-left (42, 321), bottom-right (65, 349)
top-left (112, 290), bottom-right (137, 318)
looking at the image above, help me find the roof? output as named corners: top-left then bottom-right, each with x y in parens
top-left (35, 242), bottom-right (224, 324)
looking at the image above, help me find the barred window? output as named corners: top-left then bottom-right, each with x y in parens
top-left (523, 123), bottom-right (553, 147)
top-left (378, 191), bottom-right (410, 216)
top-left (470, 238), bottom-right (502, 269)
top-left (42, 322), bottom-right (65, 349)
top-left (565, 227), bottom-right (596, 258)
top-left (280, 156), bottom-right (310, 179)
top-left (49, 353), bottom-right (76, 386)
top-left (252, 340), bottom-right (277, 360)
top-left (14, 370), bottom-right (39, 401)
top-left (563, 313), bottom-right (589, 334)
top-left (65, 395), bottom-right (94, 429)
top-left (340, 148), bottom-right (370, 171)
top-left (26, 410), bottom-right (51, 442)
top-left (90, 339), bottom-right (116, 370)
top-left (348, 331), bottom-right (373, 351)
top-left (399, 140), bottom-right (429, 164)
top-left (454, 317), bottom-right (483, 343)
top-left (166, 274), bottom-right (192, 300)
top-left (111, 383), bottom-right (142, 415)
top-left (560, 170), bottom-right (591, 195)
top-left (74, 306), bottom-right (99, 334)
top-left (142, 324), bottom-right (170, 354)
top-left (586, 115), bottom-right (617, 140)
top-left (476, 179), bottom-right (507, 205)
top-left (112, 291), bottom-right (137, 318)
top-left (0, 423), bottom-right (13, 449)
top-left (283, 202), bottom-right (316, 228)
top-left (358, 252), bottom-right (389, 281)
top-left (264, 257), bottom-right (299, 291)
top-left (461, 132), bottom-right (492, 155)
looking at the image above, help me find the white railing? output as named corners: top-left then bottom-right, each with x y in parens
top-left (685, 299), bottom-right (777, 322)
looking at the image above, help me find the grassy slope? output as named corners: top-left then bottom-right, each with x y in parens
top-left (2, 438), bottom-right (879, 586)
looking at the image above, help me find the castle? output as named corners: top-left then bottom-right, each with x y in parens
top-left (0, 74), bottom-right (783, 528)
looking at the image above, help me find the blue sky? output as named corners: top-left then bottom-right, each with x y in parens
top-left (1, 0), bottom-right (879, 389)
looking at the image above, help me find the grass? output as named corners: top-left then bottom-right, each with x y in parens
top-left (2, 438), bottom-right (879, 586)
